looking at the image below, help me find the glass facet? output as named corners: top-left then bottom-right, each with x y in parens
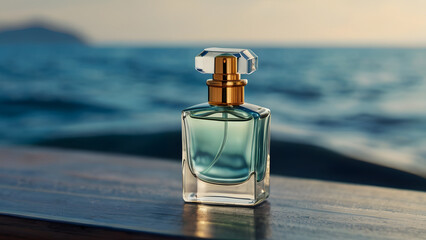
top-left (182, 103), bottom-right (271, 206)
top-left (195, 47), bottom-right (258, 74)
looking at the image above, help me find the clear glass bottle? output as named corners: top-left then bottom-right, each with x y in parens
top-left (182, 48), bottom-right (270, 206)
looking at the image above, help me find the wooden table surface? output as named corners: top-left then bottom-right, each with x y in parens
top-left (0, 147), bottom-right (425, 240)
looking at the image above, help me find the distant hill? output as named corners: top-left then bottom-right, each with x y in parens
top-left (0, 24), bottom-right (86, 45)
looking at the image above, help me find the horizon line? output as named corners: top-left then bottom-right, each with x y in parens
top-left (90, 41), bottom-right (426, 48)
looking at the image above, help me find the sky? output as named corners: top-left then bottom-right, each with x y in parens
top-left (0, 0), bottom-right (426, 46)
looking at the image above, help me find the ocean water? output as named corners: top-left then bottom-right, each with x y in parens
top-left (0, 46), bottom-right (425, 176)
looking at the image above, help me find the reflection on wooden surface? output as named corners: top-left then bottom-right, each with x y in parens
top-left (182, 203), bottom-right (271, 239)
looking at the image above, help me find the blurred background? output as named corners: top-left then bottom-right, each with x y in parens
top-left (0, 0), bottom-right (425, 190)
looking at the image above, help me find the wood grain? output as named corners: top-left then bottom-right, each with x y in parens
top-left (0, 147), bottom-right (425, 239)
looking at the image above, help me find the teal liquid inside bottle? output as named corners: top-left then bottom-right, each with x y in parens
top-left (182, 48), bottom-right (270, 206)
top-left (184, 103), bottom-right (270, 184)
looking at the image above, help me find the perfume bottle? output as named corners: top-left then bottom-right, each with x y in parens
top-left (182, 48), bottom-right (271, 206)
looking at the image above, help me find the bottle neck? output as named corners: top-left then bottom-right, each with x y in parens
top-left (206, 77), bottom-right (247, 106)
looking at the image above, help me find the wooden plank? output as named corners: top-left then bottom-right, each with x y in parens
top-left (0, 147), bottom-right (425, 239)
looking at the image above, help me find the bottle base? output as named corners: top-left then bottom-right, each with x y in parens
top-left (183, 193), bottom-right (268, 207)
top-left (182, 159), bottom-right (269, 207)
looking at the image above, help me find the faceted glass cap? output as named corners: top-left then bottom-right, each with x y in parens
top-left (195, 47), bottom-right (258, 74)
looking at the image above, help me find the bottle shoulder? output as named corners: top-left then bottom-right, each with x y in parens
top-left (182, 102), bottom-right (270, 121)
top-left (239, 103), bottom-right (271, 118)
